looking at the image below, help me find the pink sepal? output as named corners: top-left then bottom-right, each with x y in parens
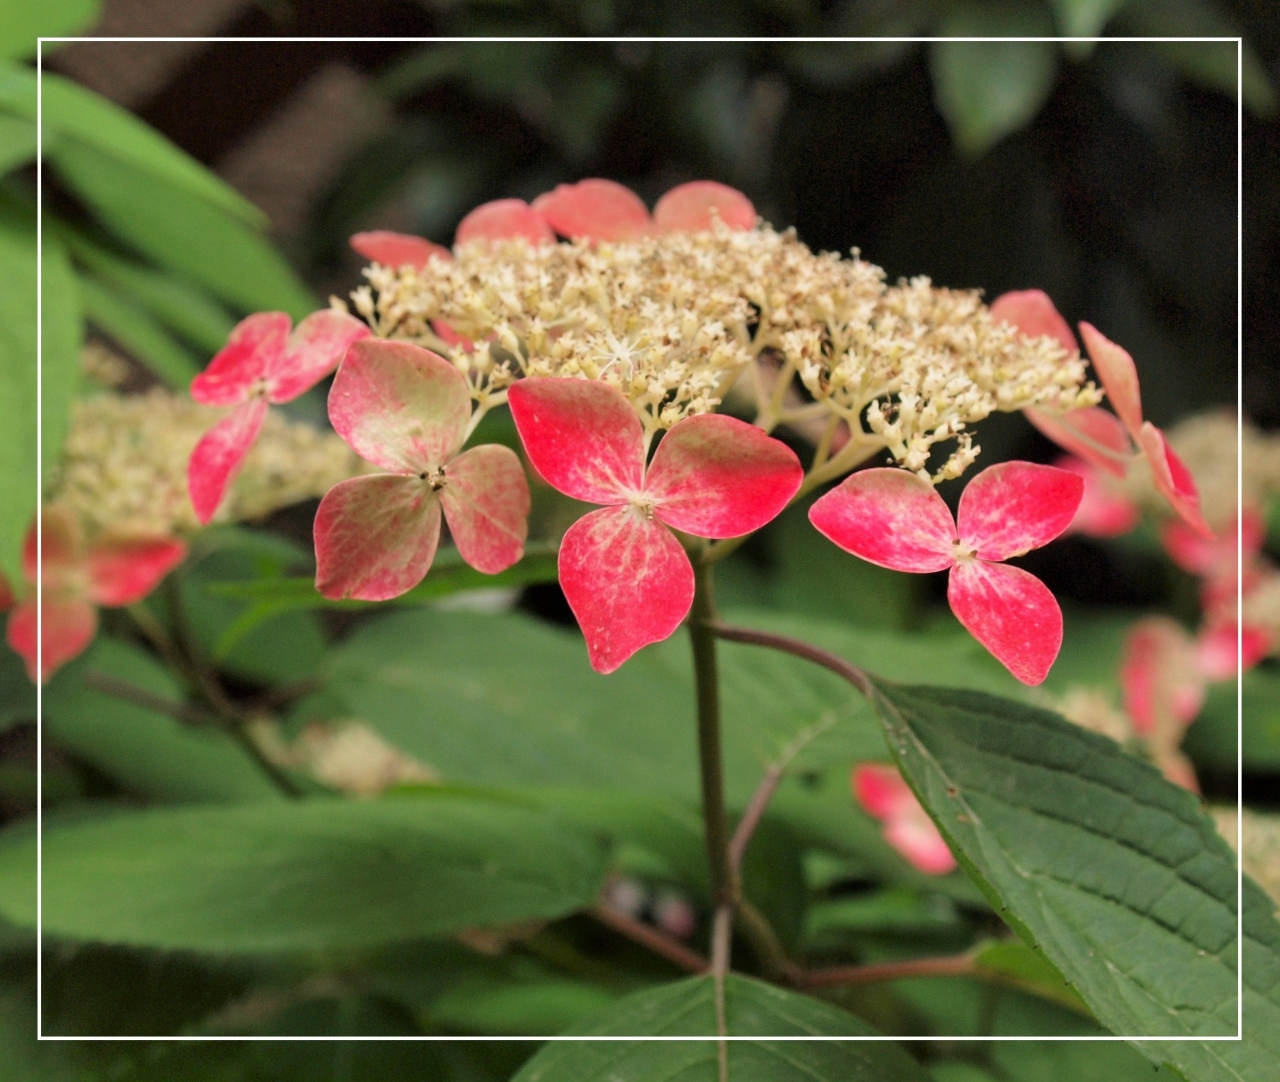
top-left (1079, 322), bottom-right (1144, 440)
top-left (533, 179), bottom-right (651, 241)
top-left (851, 764), bottom-right (956, 876)
top-left (948, 560), bottom-right (1062, 686)
top-left (1121, 618), bottom-right (1204, 736)
top-left (1196, 621), bottom-right (1272, 681)
top-left (647, 414), bottom-right (802, 538)
top-left (328, 339), bottom-right (471, 474)
top-left (1058, 456), bottom-right (1140, 537)
top-left (989, 289), bottom-right (1077, 354)
top-left (956, 461), bottom-right (1083, 562)
top-left (191, 312), bottom-right (289, 406)
top-left (267, 310), bottom-right (371, 404)
top-left (85, 537), bottom-right (187, 607)
top-left (314, 474), bottom-right (443, 601)
top-left (1137, 423), bottom-right (1212, 538)
top-left (653, 181), bottom-right (756, 233)
top-left (6, 596), bottom-right (98, 684)
top-left (438, 444), bottom-right (530, 574)
top-left (350, 231), bottom-right (452, 270)
top-left (24, 507), bottom-right (80, 590)
top-left (1026, 407), bottom-right (1132, 478)
top-left (1163, 509), bottom-right (1261, 577)
top-left (456, 199), bottom-right (556, 246)
top-left (187, 397), bottom-right (269, 525)
top-left (809, 469), bottom-right (956, 573)
top-left (507, 378), bottom-right (645, 504)
top-left (558, 506), bottom-right (695, 674)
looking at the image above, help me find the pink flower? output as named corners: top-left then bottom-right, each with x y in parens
top-left (532, 178), bottom-right (756, 241)
top-left (5, 509), bottom-right (186, 682)
top-left (990, 290), bottom-right (1211, 538)
top-left (1057, 455), bottom-right (1140, 538)
top-left (852, 764), bottom-right (956, 876)
top-left (187, 310), bottom-right (371, 525)
top-left (314, 339), bottom-right (530, 601)
top-left (456, 199), bottom-right (557, 246)
top-left (1121, 618), bottom-right (1206, 738)
top-left (809, 462), bottom-right (1083, 685)
top-left (349, 231), bottom-right (452, 270)
top-left (507, 378), bottom-right (802, 673)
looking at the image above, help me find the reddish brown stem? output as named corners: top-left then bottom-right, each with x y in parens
top-left (796, 954), bottom-right (975, 988)
top-left (590, 902), bottom-right (709, 975)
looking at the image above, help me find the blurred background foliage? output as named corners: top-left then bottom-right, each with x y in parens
top-left (0, 0), bottom-right (1276, 1071)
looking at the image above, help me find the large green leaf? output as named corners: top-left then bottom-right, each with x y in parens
top-left (0, 793), bottom-right (607, 951)
top-left (50, 139), bottom-right (313, 318)
top-left (43, 637), bottom-right (283, 804)
top-left (930, 3), bottom-right (1058, 157)
top-left (513, 974), bottom-right (931, 1080)
top-left (78, 273), bottom-right (201, 386)
top-left (0, 67), bottom-right (263, 224)
top-left (0, 201), bottom-right (79, 583)
top-left (0, 0), bottom-right (100, 61)
top-left (866, 681), bottom-right (1242, 1050)
top-left (0, 113), bottom-right (35, 174)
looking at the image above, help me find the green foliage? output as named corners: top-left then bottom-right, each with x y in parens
top-left (0, 792), bottom-right (608, 951)
top-left (864, 680), bottom-right (1264, 1070)
top-left (0, 200), bottom-right (79, 583)
top-left (0, 0), bottom-right (100, 61)
top-left (1184, 668), bottom-right (1280, 772)
top-left (931, 3), bottom-right (1059, 157)
top-left (512, 974), bottom-right (931, 1080)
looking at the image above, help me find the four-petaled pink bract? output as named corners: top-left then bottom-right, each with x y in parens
top-left (508, 378), bottom-right (802, 673)
top-left (314, 339), bottom-right (530, 601)
top-left (853, 763), bottom-right (956, 876)
top-left (810, 462), bottom-right (1083, 685)
top-left (5, 509), bottom-right (186, 682)
top-left (187, 310), bottom-right (370, 525)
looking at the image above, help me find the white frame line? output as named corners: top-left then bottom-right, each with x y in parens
top-left (33, 33), bottom-right (1246, 1046)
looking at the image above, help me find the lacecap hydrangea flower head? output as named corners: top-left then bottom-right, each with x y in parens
top-left (182, 178), bottom-right (1196, 684)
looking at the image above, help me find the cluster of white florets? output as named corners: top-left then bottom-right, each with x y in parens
top-left (352, 226), bottom-right (1100, 480)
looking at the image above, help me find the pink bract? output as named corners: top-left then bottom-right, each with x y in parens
top-left (989, 289), bottom-right (1077, 354)
top-left (533, 179), bottom-right (651, 241)
top-left (810, 462), bottom-right (1083, 685)
top-left (1162, 509), bottom-right (1262, 577)
top-left (508, 378), bottom-right (802, 673)
top-left (652, 181), bottom-right (756, 232)
top-left (1121, 618), bottom-right (1205, 736)
top-left (852, 764), bottom-right (956, 876)
top-left (314, 339), bottom-right (530, 602)
top-left (993, 291), bottom-right (1212, 537)
top-left (1058, 456), bottom-right (1140, 538)
top-left (5, 509), bottom-right (186, 682)
top-left (349, 231), bottom-right (451, 270)
top-left (187, 310), bottom-right (370, 524)
top-left (455, 199), bottom-right (556, 246)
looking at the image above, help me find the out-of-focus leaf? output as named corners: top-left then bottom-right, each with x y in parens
top-left (1048, 0), bottom-right (1128, 38)
top-left (206, 544), bottom-right (559, 658)
top-left (430, 978), bottom-right (618, 1036)
top-left (43, 637), bottom-right (284, 804)
top-left (1117, 0), bottom-right (1277, 117)
top-left (930, 3), bottom-right (1058, 157)
top-left (0, 200), bottom-right (79, 584)
top-left (512, 974), bottom-right (931, 1079)
top-left (868, 681), bottom-right (1245, 1060)
top-left (78, 273), bottom-right (200, 387)
top-left (804, 888), bottom-right (964, 945)
top-left (1184, 669), bottom-right (1280, 772)
top-left (0, 793), bottom-right (608, 951)
top-left (970, 939), bottom-right (1089, 1014)
top-left (0, 641), bottom-right (35, 729)
top-left (0, 113), bottom-right (36, 174)
top-left (50, 139), bottom-right (313, 318)
top-left (61, 227), bottom-right (235, 354)
top-left (0, 68), bottom-right (264, 225)
top-left (0, 0), bottom-right (100, 61)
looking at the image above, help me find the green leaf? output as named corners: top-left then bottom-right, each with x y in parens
top-left (993, 1035), bottom-right (1182, 1081)
top-left (60, 226), bottom-right (235, 354)
top-left (930, 3), bottom-right (1058, 156)
top-left (1048, 0), bottom-right (1128, 38)
top-left (970, 939), bottom-right (1089, 1014)
top-left (49, 139), bottom-right (313, 318)
top-left (0, 113), bottom-right (36, 174)
top-left (0, 0), bottom-right (100, 61)
top-left (1134, 877), bottom-right (1280, 1082)
top-left (1184, 669), bottom-right (1280, 772)
top-left (429, 978), bottom-right (618, 1036)
top-left (0, 201), bottom-right (79, 584)
top-left (1117, 0), bottom-right (1278, 118)
top-left (43, 636), bottom-right (284, 804)
top-left (0, 67), bottom-right (264, 225)
top-left (866, 681), bottom-right (1239, 1043)
top-left (0, 793), bottom-right (607, 951)
top-left (0, 640), bottom-right (35, 730)
top-left (513, 974), bottom-right (932, 1080)
top-left (78, 273), bottom-right (200, 386)
top-left (207, 544), bottom-right (560, 659)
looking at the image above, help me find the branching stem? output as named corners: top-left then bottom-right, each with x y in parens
top-left (590, 902), bottom-right (708, 975)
